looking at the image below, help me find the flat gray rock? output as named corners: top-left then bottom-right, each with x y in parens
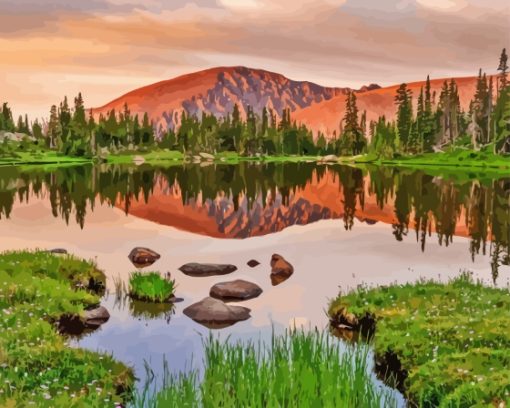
top-left (183, 297), bottom-right (250, 328)
top-left (210, 279), bottom-right (263, 301)
top-left (179, 263), bottom-right (237, 277)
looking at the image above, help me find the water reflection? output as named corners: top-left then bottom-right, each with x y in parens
top-left (0, 162), bottom-right (508, 281)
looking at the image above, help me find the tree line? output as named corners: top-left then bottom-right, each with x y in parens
top-left (1, 49), bottom-right (509, 158)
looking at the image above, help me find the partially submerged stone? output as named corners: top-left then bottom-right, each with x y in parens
top-left (210, 279), bottom-right (263, 301)
top-left (183, 297), bottom-right (251, 328)
top-left (247, 259), bottom-right (260, 268)
top-left (128, 247), bottom-right (161, 268)
top-left (270, 254), bottom-right (294, 286)
top-left (179, 263), bottom-right (237, 277)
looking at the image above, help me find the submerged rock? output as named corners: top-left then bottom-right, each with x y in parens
top-left (183, 297), bottom-right (251, 328)
top-left (247, 259), bottom-right (260, 268)
top-left (210, 279), bottom-right (263, 301)
top-left (128, 247), bottom-right (161, 268)
top-left (270, 254), bottom-right (294, 286)
top-left (179, 263), bottom-right (237, 277)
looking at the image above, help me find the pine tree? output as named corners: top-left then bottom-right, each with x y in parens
top-left (48, 105), bottom-right (62, 149)
top-left (497, 48), bottom-right (508, 92)
top-left (395, 83), bottom-right (413, 151)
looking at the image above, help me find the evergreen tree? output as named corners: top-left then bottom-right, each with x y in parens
top-left (395, 83), bottom-right (413, 151)
top-left (497, 48), bottom-right (508, 92)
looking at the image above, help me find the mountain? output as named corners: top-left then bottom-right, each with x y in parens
top-left (94, 66), bottom-right (494, 139)
top-left (92, 66), bottom-right (354, 134)
top-left (293, 75), bottom-right (490, 137)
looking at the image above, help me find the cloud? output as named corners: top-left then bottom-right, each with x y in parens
top-left (1, 0), bottom-right (509, 119)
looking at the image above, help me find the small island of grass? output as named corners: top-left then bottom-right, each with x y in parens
top-left (128, 271), bottom-right (177, 303)
top-left (328, 272), bottom-right (510, 407)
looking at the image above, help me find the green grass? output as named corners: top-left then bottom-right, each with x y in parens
top-left (105, 149), bottom-right (184, 164)
top-left (0, 250), bottom-right (134, 407)
top-left (328, 272), bottom-right (510, 407)
top-left (346, 149), bottom-right (510, 173)
top-left (0, 151), bottom-right (92, 166)
top-left (146, 330), bottom-right (397, 407)
top-left (128, 272), bottom-right (176, 303)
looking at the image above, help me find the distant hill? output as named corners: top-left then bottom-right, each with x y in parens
top-left (92, 66), bottom-right (355, 134)
top-left (93, 66), bottom-right (497, 139)
top-left (293, 76), bottom-right (496, 137)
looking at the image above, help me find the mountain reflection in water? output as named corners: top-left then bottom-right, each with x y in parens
top-left (0, 162), bottom-right (508, 281)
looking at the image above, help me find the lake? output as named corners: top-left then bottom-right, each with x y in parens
top-left (0, 162), bottom-right (508, 402)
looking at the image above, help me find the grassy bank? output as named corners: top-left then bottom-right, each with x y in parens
top-left (0, 250), bottom-right (134, 407)
top-left (142, 330), bottom-right (397, 407)
top-left (328, 272), bottom-right (510, 407)
top-left (0, 151), bottom-right (92, 166)
top-left (343, 149), bottom-right (510, 172)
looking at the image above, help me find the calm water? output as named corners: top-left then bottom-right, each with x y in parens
top-left (0, 162), bottom-right (508, 402)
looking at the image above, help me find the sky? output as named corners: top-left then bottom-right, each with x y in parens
top-left (1, 0), bottom-right (509, 120)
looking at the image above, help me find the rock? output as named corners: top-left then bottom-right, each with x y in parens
top-left (247, 259), bottom-right (260, 268)
top-left (179, 263), bottom-right (237, 277)
top-left (270, 254), bottom-right (294, 286)
top-left (209, 279), bottom-right (263, 301)
top-left (199, 152), bottom-right (215, 161)
top-left (83, 306), bottom-right (110, 327)
top-left (133, 155), bottom-right (145, 165)
top-left (128, 247), bottom-right (161, 268)
top-left (321, 154), bottom-right (339, 162)
top-left (183, 297), bottom-right (251, 328)
top-left (48, 248), bottom-right (68, 255)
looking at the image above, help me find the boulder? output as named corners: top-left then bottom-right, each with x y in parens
top-left (321, 154), bottom-right (339, 162)
top-left (83, 306), bottom-right (110, 327)
top-left (270, 254), bottom-right (294, 286)
top-left (210, 279), bottom-right (263, 301)
top-left (179, 263), bottom-right (237, 277)
top-left (199, 152), bottom-right (215, 161)
top-left (128, 247), bottom-right (161, 268)
top-left (183, 297), bottom-right (251, 328)
top-left (247, 259), bottom-right (260, 268)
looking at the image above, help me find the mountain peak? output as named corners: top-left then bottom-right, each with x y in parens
top-left (93, 66), bottom-right (349, 133)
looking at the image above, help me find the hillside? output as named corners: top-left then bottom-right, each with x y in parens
top-left (92, 66), bottom-right (352, 134)
top-left (293, 76), bottom-right (492, 137)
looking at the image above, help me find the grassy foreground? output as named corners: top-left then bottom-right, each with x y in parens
top-left (0, 250), bottom-right (134, 407)
top-left (328, 272), bottom-right (510, 407)
top-left (143, 330), bottom-right (397, 408)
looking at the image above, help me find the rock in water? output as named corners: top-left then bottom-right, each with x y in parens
top-left (321, 154), bottom-right (339, 162)
top-left (210, 279), bottom-right (263, 301)
top-left (183, 297), bottom-right (251, 328)
top-left (128, 247), bottom-right (161, 268)
top-left (270, 254), bottom-right (294, 286)
top-left (83, 306), bottom-right (110, 327)
top-left (247, 259), bottom-right (260, 268)
top-left (133, 155), bottom-right (145, 165)
top-left (179, 263), bottom-right (237, 277)
top-left (199, 152), bottom-right (215, 161)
